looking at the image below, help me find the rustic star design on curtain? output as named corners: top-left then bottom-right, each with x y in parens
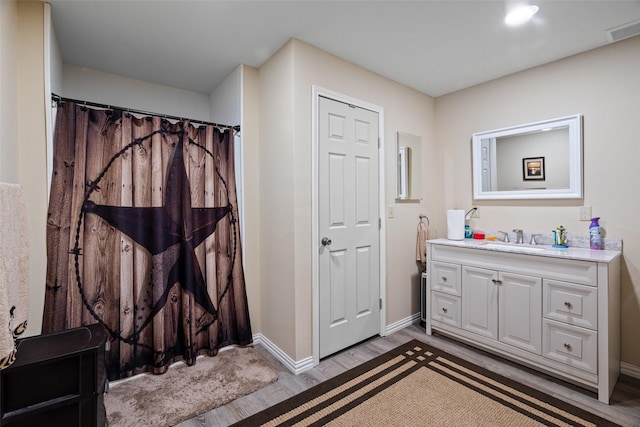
top-left (84, 135), bottom-right (231, 333)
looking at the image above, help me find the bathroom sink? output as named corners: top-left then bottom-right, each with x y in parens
top-left (481, 243), bottom-right (545, 253)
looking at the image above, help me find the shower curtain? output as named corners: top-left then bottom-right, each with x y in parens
top-left (43, 101), bottom-right (252, 380)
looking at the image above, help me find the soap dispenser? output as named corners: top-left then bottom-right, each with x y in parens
top-left (589, 217), bottom-right (602, 250)
top-left (464, 207), bottom-right (476, 239)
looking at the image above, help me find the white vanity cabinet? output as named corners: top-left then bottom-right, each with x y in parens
top-left (425, 239), bottom-right (621, 404)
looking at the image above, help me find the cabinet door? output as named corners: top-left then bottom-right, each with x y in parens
top-left (462, 266), bottom-right (498, 340)
top-left (498, 272), bottom-right (542, 355)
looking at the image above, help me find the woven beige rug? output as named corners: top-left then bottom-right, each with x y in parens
top-left (234, 340), bottom-right (619, 427)
top-left (104, 346), bottom-right (278, 427)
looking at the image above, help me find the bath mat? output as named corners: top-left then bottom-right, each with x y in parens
top-left (104, 346), bottom-right (278, 427)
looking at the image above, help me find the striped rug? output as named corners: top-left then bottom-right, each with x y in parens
top-left (233, 339), bottom-right (619, 427)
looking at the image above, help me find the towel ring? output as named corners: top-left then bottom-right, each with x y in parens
top-left (418, 214), bottom-right (429, 231)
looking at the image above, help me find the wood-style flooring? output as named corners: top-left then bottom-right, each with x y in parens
top-left (176, 324), bottom-right (640, 427)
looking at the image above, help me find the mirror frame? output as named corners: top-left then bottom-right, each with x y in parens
top-left (472, 114), bottom-right (583, 200)
top-left (395, 131), bottom-right (422, 202)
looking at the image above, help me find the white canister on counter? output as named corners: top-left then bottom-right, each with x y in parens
top-left (447, 209), bottom-right (465, 240)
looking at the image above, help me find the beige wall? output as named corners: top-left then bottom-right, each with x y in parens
top-left (0, 0), bottom-right (19, 182)
top-left (257, 39), bottom-right (436, 360)
top-left (241, 65), bottom-right (262, 333)
top-left (435, 36), bottom-right (640, 366)
top-left (258, 42), bottom-right (298, 357)
top-left (15, 1), bottom-right (47, 336)
top-left (293, 40), bottom-right (440, 333)
top-left (210, 65), bottom-right (241, 125)
top-left (62, 65), bottom-right (212, 121)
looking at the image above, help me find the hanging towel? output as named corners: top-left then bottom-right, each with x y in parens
top-left (416, 222), bottom-right (430, 265)
top-left (0, 183), bottom-right (29, 370)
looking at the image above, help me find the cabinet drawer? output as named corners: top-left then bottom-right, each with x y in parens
top-left (431, 291), bottom-right (461, 328)
top-left (544, 279), bottom-right (597, 330)
top-left (430, 261), bottom-right (461, 296)
top-left (543, 319), bottom-right (597, 374)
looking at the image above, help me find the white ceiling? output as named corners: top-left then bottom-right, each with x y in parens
top-left (48, 0), bottom-right (640, 97)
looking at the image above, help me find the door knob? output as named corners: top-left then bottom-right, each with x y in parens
top-left (321, 237), bottom-right (332, 246)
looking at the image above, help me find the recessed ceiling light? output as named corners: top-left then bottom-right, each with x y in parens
top-left (505, 5), bottom-right (539, 26)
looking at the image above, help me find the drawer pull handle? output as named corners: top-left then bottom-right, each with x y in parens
top-left (563, 343), bottom-right (572, 351)
top-left (442, 307), bottom-right (448, 313)
top-left (564, 301), bottom-right (573, 309)
top-left (441, 276), bottom-right (447, 282)
top-left (491, 279), bottom-right (502, 285)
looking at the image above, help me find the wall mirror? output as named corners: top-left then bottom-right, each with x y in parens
top-left (472, 114), bottom-right (583, 200)
top-left (396, 131), bottom-right (422, 202)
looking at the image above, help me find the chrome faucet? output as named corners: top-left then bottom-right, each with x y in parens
top-left (513, 229), bottom-right (524, 244)
top-left (530, 234), bottom-right (541, 245)
top-left (498, 231), bottom-right (510, 243)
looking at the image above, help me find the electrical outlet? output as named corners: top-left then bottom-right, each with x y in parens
top-left (579, 206), bottom-right (592, 221)
top-left (471, 208), bottom-right (480, 218)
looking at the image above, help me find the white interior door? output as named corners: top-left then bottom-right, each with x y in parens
top-left (318, 95), bottom-right (380, 359)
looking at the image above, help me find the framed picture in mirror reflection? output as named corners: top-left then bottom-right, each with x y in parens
top-left (523, 157), bottom-right (545, 181)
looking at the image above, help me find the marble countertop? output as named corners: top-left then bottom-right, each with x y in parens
top-left (427, 238), bottom-right (622, 263)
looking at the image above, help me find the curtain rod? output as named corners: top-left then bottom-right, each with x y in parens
top-left (52, 94), bottom-right (240, 132)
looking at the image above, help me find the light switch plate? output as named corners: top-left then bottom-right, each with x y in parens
top-left (579, 206), bottom-right (592, 221)
top-left (387, 205), bottom-right (395, 218)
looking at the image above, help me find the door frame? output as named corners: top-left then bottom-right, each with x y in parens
top-left (311, 86), bottom-right (386, 366)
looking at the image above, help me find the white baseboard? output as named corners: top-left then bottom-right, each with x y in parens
top-left (252, 333), bottom-right (313, 374)
top-left (385, 312), bottom-right (421, 336)
top-left (621, 361), bottom-right (640, 379)
top-left (254, 314), bottom-right (421, 374)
